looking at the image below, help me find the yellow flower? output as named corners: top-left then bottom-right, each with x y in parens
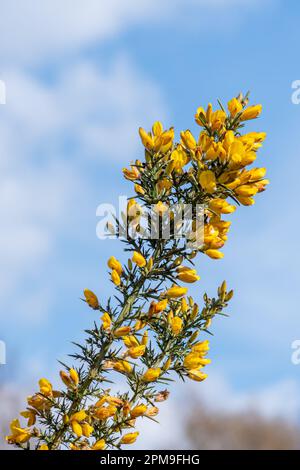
top-left (38, 444), bottom-right (49, 450)
top-left (192, 340), bottom-right (210, 355)
top-left (170, 146), bottom-right (189, 171)
top-left (184, 353), bottom-right (211, 370)
top-left (60, 369), bottom-right (78, 389)
top-left (209, 198), bottom-right (236, 214)
top-left (120, 432), bottom-right (139, 445)
top-left (122, 165), bottom-right (140, 181)
top-left (139, 127), bottom-right (153, 150)
top-left (142, 368), bottom-right (162, 382)
top-left (39, 378), bottom-right (53, 397)
top-left (113, 360), bottom-right (132, 374)
top-left (154, 299), bottom-right (168, 313)
top-left (171, 316), bottom-right (183, 335)
top-left (154, 201), bottom-right (169, 214)
top-left (71, 420), bottom-right (83, 438)
top-left (199, 170), bottom-right (217, 193)
top-left (20, 410), bottom-right (37, 427)
top-left (114, 326), bottom-right (131, 337)
top-left (211, 110), bottom-right (226, 131)
top-left (240, 104), bottom-right (262, 121)
top-left (127, 345), bottom-right (146, 359)
top-left (164, 286), bottom-right (188, 298)
top-left (180, 130), bottom-right (197, 150)
top-left (69, 368), bottom-right (79, 387)
top-left (152, 121), bottom-right (163, 136)
top-left (111, 269), bottom-right (121, 286)
top-left (83, 289), bottom-right (99, 310)
top-left (60, 370), bottom-right (73, 388)
top-left (205, 249), bottom-right (224, 260)
top-left (181, 297), bottom-right (188, 313)
top-left (135, 183), bottom-right (145, 195)
top-left (176, 266), bottom-right (200, 283)
top-left (188, 370), bottom-right (208, 382)
top-left (101, 312), bottom-right (112, 330)
top-left (130, 404), bottom-right (147, 418)
top-left (132, 251), bottom-right (146, 267)
top-left (92, 439), bottom-right (106, 450)
top-left (81, 423), bottom-right (94, 438)
top-left (94, 405), bottom-right (117, 420)
top-left (227, 97), bottom-right (242, 117)
top-left (235, 184), bottom-right (258, 197)
top-left (107, 256), bottom-right (122, 275)
top-left (70, 410), bottom-right (87, 422)
top-left (123, 335), bottom-right (139, 347)
top-left (6, 419), bottom-right (31, 444)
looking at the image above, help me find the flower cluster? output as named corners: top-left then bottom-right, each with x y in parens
top-left (6, 93), bottom-right (268, 450)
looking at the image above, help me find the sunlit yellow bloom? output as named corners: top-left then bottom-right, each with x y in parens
top-left (236, 195), bottom-right (255, 206)
top-left (83, 289), bottom-right (99, 310)
top-left (6, 419), bottom-right (31, 444)
top-left (130, 404), bottom-right (147, 418)
top-left (152, 121), bottom-right (163, 136)
top-left (227, 97), bottom-right (242, 116)
top-left (164, 286), bottom-right (188, 298)
top-left (188, 370), bottom-right (208, 382)
top-left (141, 330), bottom-right (148, 346)
top-left (235, 184), bottom-right (258, 197)
top-left (171, 316), bottom-right (183, 335)
top-left (154, 299), bottom-right (168, 313)
top-left (199, 170), bottom-right (217, 193)
top-left (70, 410), bottom-right (87, 422)
top-left (184, 352), bottom-right (211, 370)
top-left (127, 345), bottom-right (146, 359)
top-left (209, 198), bottom-right (236, 214)
top-left (181, 297), bottom-right (188, 313)
top-left (205, 249), bottom-right (224, 259)
top-left (142, 368), bottom-right (162, 382)
top-left (192, 340), bottom-right (210, 355)
top-left (122, 165), bottom-right (140, 181)
top-left (134, 183), bottom-right (145, 195)
top-left (120, 432), bottom-right (139, 445)
top-left (38, 444), bottom-right (49, 450)
top-left (111, 269), bottom-right (121, 286)
top-left (107, 256), bottom-right (122, 275)
top-left (176, 266), bottom-right (200, 283)
top-left (180, 129), bottom-right (197, 150)
top-left (39, 378), bottom-right (53, 397)
top-left (123, 335), bottom-right (139, 348)
top-left (69, 368), bottom-right (79, 387)
top-left (101, 312), bottom-right (112, 330)
top-left (114, 326), bottom-right (131, 337)
top-left (20, 410), bottom-right (36, 427)
top-left (81, 423), bottom-right (94, 438)
top-left (92, 439), bottom-right (106, 450)
top-left (170, 146), bottom-right (189, 171)
top-left (154, 201), bottom-right (169, 214)
top-left (71, 420), bottom-right (83, 438)
top-left (211, 110), bottom-right (226, 131)
top-left (139, 127), bottom-right (153, 150)
top-left (240, 104), bottom-right (262, 121)
top-left (132, 251), bottom-right (146, 267)
top-left (60, 370), bottom-right (73, 388)
top-left (113, 360), bottom-right (132, 374)
top-left (94, 405), bottom-right (117, 420)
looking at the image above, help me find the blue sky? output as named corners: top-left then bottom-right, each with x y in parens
top-left (1, 0), bottom-right (300, 447)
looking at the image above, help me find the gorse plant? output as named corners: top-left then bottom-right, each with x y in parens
top-left (7, 93), bottom-right (268, 450)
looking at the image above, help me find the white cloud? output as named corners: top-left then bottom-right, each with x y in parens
top-left (0, 0), bottom-right (272, 65)
top-left (0, 56), bottom-right (166, 324)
